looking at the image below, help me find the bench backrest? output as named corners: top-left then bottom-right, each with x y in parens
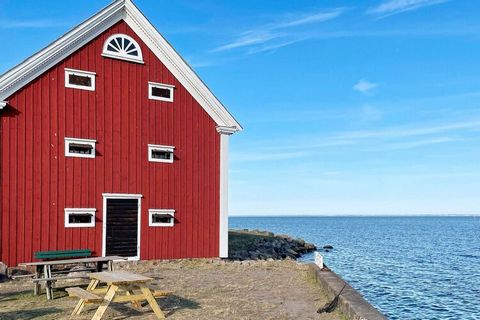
top-left (34, 249), bottom-right (92, 260)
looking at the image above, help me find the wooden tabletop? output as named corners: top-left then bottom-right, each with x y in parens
top-left (19, 256), bottom-right (126, 267)
top-left (89, 271), bottom-right (153, 284)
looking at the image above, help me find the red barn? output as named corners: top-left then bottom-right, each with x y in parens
top-left (0, 0), bottom-right (241, 267)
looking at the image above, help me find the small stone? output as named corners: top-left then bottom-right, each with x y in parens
top-left (323, 245), bottom-right (334, 250)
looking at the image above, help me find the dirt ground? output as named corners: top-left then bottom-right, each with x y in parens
top-left (0, 259), bottom-right (343, 320)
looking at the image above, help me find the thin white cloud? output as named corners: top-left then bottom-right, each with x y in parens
top-left (247, 119), bottom-right (480, 156)
top-left (0, 19), bottom-right (65, 29)
top-left (353, 80), bottom-right (379, 94)
top-left (275, 10), bottom-right (344, 28)
top-left (212, 8), bottom-right (344, 53)
top-left (212, 31), bottom-right (283, 52)
top-left (386, 137), bottom-right (456, 149)
top-left (367, 0), bottom-right (450, 18)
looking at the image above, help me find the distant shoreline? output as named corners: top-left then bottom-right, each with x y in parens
top-left (230, 214), bottom-right (480, 218)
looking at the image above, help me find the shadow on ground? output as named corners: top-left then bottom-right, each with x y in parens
top-left (0, 308), bottom-right (63, 320)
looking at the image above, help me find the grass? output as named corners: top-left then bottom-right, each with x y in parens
top-left (228, 230), bottom-right (275, 253)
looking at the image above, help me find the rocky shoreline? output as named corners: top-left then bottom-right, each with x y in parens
top-left (228, 229), bottom-right (316, 261)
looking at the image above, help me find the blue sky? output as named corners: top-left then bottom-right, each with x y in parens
top-left (1, 0), bottom-right (479, 215)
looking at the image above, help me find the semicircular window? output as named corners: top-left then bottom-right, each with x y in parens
top-left (102, 34), bottom-right (144, 63)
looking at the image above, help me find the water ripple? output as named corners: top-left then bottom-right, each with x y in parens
top-left (230, 216), bottom-right (480, 320)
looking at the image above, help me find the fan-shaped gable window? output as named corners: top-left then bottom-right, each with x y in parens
top-left (102, 34), bottom-right (144, 64)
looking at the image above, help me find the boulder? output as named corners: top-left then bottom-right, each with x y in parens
top-left (323, 245), bottom-right (334, 250)
top-left (0, 262), bottom-right (7, 281)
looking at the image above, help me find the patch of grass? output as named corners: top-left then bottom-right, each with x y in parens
top-left (228, 230), bottom-right (274, 252)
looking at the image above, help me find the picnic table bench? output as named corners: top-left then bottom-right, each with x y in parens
top-left (19, 256), bottom-right (126, 300)
top-left (67, 271), bottom-right (170, 320)
top-left (35, 249), bottom-right (92, 260)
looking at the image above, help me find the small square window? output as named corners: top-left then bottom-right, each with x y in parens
top-left (65, 138), bottom-right (96, 158)
top-left (149, 82), bottom-right (174, 102)
top-left (148, 144), bottom-right (174, 163)
top-left (65, 68), bottom-right (96, 91)
top-left (149, 209), bottom-right (175, 227)
top-left (65, 208), bottom-right (96, 228)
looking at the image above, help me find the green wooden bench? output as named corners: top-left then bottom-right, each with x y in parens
top-left (35, 249), bottom-right (92, 260)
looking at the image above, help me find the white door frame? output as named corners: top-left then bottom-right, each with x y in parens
top-left (102, 193), bottom-right (143, 261)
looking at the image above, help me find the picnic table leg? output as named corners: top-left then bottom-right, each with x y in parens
top-left (92, 284), bottom-right (118, 320)
top-left (126, 289), bottom-right (142, 309)
top-left (139, 285), bottom-right (165, 319)
top-left (44, 265), bottom-right (53, 300)
top-left (72, 279), bottom-right (100, 315)
top-left (33, 266), bottom-right (42, 295)
top-left (96, 262), bottom-right (103, 272)
top-left (107, 260), bottom-right (113, 271)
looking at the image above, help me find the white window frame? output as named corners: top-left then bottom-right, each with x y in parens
top-left (149, 209), bottom-right (175, 227)
top-left (65, 137), bottom-right (97, 158)
top-left (102, 34), bottom-right (144, 64)
top-left (148, 82), bottom-right (175, 102)
top-left (148, 144), bottom-right (174, 163)
top-left (65, 208), bottom-right (96, 228)
top-left (65, 68), bottom-right (96, 91)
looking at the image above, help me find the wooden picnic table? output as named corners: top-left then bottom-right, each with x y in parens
top-left (68, 271), bottom-right (165, 320)
top-left (19, 256), bottom-right (126, 300)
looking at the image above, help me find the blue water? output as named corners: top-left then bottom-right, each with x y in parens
top-left (230, 216), bottom-right (480, 320)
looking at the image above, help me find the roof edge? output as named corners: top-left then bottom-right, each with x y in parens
top-left (0, 0), bottom-right (242, 132)
top-left (0, 0), bottom-right (125, 100)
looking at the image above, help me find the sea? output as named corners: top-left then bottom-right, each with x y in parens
top-left (230, 216), bottom-right (480, 320)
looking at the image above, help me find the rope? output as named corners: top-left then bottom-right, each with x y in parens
top-left (317, 284), bottom-right (347, 314)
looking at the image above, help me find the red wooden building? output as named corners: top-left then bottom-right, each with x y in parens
top-left (0, 0), bottom-right (241, 267)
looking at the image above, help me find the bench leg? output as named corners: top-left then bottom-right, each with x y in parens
top-left (107, 260), bottom-right (113, 271)
top-left (73, 279), bottom-right (99, 315)
top-left (44, 265), bottom-right (53, 300)
top-left (34, 266), bottom-right (42, 295)
top-left (92, 284), bottom-right (118, 320)
top-left (140, 285), bottom-right (165, 319)
top-left (126, 290), bottom-right (142, 309)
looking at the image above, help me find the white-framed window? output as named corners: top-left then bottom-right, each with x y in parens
top-left (148, 82), bottom-right (175, 102)
top-left (65, 208), bottom-right (96, 228)
top-left (149, 209), bottom-right (175, 227)
top-left (102, 34), bottom-right (144, 64)
top-left (148, 144), bottom-right (174, 163)
top-left (65, 68), bottom-right (96, 91)
top-left (65, 137), bottom-right (96, 158)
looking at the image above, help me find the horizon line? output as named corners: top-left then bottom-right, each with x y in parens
top-left (229, 213), bottom-right (480, 218)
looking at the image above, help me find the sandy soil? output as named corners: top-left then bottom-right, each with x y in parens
top-left (0, 259), bottom-right (343, 320)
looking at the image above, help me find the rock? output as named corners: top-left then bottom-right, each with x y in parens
top-left (323, 245), bottom-right (334, 250)
top-left (229, 229), bottom-right (317, 262)
top-left (0, 262), bottom-right (7, 281)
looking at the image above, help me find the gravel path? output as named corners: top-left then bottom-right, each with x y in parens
top-left (0, 259), bottom-right (342, 320)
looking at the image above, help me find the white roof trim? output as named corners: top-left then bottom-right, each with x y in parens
top-left (0, 101), bottom-right (6, 110)
top-left (0, 0), bottom-right (242, 132)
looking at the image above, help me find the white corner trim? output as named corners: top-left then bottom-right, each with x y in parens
top-left (64, 208), bottom-right (96, 228)
top-left (102, 193), bottom-right (142, 261)
top-left (216, 126), bottom-right (237, 135)
top-left (65, 68), bottom-right (96, 91)
top-left (148, 81), bottom-right (175, 102)
top-left (218, 133), bottom-right (230, 258)
top-left (148, 144), bottom-right (175, 163)
top-left (64, 137), bottom-right (97, 158)
top-left (148, 209), bottom-right (175, 227)
top-left (0, 101), bottom-right (6, 109)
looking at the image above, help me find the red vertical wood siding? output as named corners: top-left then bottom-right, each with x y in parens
top-left (0, 21), bottom-right (220, 266)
